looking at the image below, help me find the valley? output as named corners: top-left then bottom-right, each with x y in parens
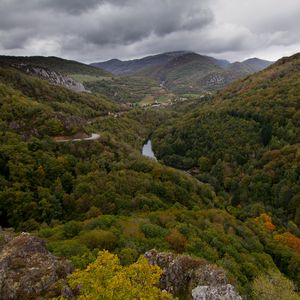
top-left (0, 51), bottom-right (299, 300)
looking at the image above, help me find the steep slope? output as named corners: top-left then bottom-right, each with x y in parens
top-left (152, 52), bottom-right (300, 223)
top-left (0, 55), bottom-right (110, 92)
top-left (242, 57), bottom-right (273, 72)
top-left (0, 66), bottom-right (117, 137)
top-left (0, 55), bottom-right (109, 77)
top-left (93, 51), bottom-right (272, 94)
top-left (1, 56), bottom-right (299, 299)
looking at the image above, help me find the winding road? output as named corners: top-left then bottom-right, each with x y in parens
top-left (54, 133), bottom-right (100, 142)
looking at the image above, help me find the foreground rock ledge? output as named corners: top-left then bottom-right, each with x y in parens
top-left (0, 232), bottom-right (73, 300)
top-left (145, 249), bottom-right (242, 300)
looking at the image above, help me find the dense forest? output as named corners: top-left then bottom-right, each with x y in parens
top-left (0, 54), bottom-right (299, 299)
top-left (153, 53), bottom-right (300, 225)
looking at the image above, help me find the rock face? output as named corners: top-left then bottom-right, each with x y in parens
top-left (192, 284), bottom-right (242, 300)
top-left (145, 249), bottom-right (242, 300)
top-left (14, 63), bottom-right (87, 92)
top-left (0, 232), bottom-right (74, 300)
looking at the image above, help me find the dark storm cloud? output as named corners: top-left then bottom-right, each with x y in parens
top-left (43, 0), bottom-right (134, 15)
top-left (0, 0), bottom-right (299, 61)
top-left (82, 2), bottom-right (213, 46)
top-left (0, 0), bottom-right (213, 52)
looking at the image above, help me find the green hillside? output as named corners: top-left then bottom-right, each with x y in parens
top-left (0, 55), bottom-right (110, 77)
top-left (0, 66), bottom-right (117, 137)
top-left (152, 53), bottom-right (300, 224)
top-left (0, 55), bottom-right (299, 299)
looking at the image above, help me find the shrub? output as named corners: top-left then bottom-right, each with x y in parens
top-left (79, 229), bottom-right (117, 250)
top-left (252, 270), bottom-right (300, 300)
top-left (63, 221), bottom-right (82, 238)
top-left (141, 223), bottom-right (166, 238)
top-left (165, 229), bottom-right (187, 253)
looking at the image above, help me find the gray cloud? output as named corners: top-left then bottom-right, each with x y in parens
top-left (43, 0), bottom-right (134, 15)
top-left (0, 0), bottom-right (299, 62)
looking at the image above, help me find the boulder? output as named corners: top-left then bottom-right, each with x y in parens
top-left (145, 249), bottom-right (242, 300)
top-left (0, 232), bottom-right (74, 299)
top-left (192, 284), bottom-right (242, 300)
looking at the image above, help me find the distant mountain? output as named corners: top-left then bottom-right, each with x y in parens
top-left (242, 57), bottom-right (273, 72)
top-left (92, 51), bottom-right (273, 94)
top-left (91, 51), bottom-right (192, 75)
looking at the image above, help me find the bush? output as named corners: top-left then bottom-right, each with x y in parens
top-left (84, 215), bottom-right (117, 230)
top-left (63, 221), bottom-right (82, 238)
top-left (141, 223), bottom-right (166, 238)
top-left (252, 270), bottom-right (300, 300)
top-left (79, 229), bottom-right (117, 250)
top-left (165, 229), bottom-right (187, 253)
top-left (49, 240), bottom-right (89, 258)
top-left (118, 247), bottom-right (139, 265)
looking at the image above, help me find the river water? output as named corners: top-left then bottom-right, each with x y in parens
top-left (142, 139), bottom-right (157, 160)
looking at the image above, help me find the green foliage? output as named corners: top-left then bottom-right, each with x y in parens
top-left (85, 75), bottom-right (164, 104)
top-left (63, 221), bottom-right (82, 238)
top-left (153, 53), bottom-right (300, 222)
top-left (45, 208), bottom-right (300, 296)
top-left (79, 230), bottom-right (117, 250)
top-left (1, 53), bottom-right (300, 299)
top-left (140, 223), bottom-right (167, 238)
top-left (261, 124), bottom-right (272, 146)
top-left (0, 67), bottom-right (117, 137)
top-left (0, 55), bottom-right (110, 77)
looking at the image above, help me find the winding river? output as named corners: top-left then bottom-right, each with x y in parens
top-left (142, 139), bottom-right (157, 160)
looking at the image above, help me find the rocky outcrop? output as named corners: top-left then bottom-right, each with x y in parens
top-left (192, 284), bottom-right (242, 300)
top-left (145, 249), bottom-right (242, 300)
top-left (0, 231), bottom-right (74, 300)
top-left (13, 63), bottom-right (87, 92)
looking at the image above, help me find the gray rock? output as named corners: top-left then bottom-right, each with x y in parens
top-left (14, 63), bottom-right (87, 93)
top-left (145, 249), bottom-right (243, 300)
top-left (192, 284), bottom-right (242, 300)
top-left (0, 232), bottom-right (74, 299)
top-left (30, 66), bottom-right (87, 92)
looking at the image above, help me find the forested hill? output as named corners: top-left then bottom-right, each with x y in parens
top-left (0, 66), bottom-right (117, 137)
top-left (0, 55), bottom-right (110, 77)
top-left (0, 55), bottom-right (112, 93)
top-left (152, 52), bottom-right (300, 224)
top-left (0, 54), bottom-right (300, 299)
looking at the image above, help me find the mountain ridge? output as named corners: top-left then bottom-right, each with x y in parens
top-left (92, 51), bottom-right (273, 94)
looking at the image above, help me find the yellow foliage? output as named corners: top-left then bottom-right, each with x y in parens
top-left (252, 270), bottom-right (300, 300)
top-left (67, 250), bottom-right (175, 300)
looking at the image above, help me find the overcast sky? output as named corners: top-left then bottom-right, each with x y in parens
top-left (0, 0), bottom-right (299, 63)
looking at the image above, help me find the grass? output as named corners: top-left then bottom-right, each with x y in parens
top-left (70, 74), bottom-right (113, 83)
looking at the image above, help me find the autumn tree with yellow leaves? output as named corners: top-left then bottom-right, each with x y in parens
top-left (67, 250), bottom-right (175, 300)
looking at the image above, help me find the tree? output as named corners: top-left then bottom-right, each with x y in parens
top-left (252, 270), bottom-right (300, 300)
top-left (261, 124), bottom-right (272, 146)
top-left (165, 229), bottom-right (187, 253)
top-left (67, 250), bottom-right (174, 300)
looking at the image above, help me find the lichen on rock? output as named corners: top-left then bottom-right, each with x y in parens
top-left (0, 231), bottom-right (73, 300)
top-left (145, 249), bottom-right (242, 300)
